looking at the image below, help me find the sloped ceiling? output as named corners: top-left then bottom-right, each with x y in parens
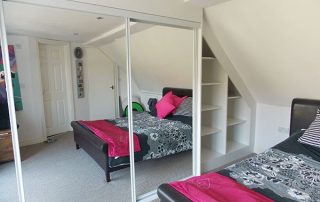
top-left (4, 1), bottom-right (124, 43)
top-left (205, 0), bottom-right (320, 106)
top-left (100, 25), bottom-right (193, 93)
top-left (185, 0), bottom-right (231, 8)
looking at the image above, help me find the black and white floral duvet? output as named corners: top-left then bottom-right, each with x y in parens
top-left (108, 112), bottom-right (192, 167)
top-left (219, 131), bottom-right (320, 202)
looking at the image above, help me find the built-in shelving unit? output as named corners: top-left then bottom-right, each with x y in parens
top-left (227, 117), bottom-right (246, 126)
top-left (200, 38), bottom-right (252, 172)
top-left (202, 126), bottom-right (220, 136)
top-left (202, 104), bottom-right (221, 111)
top-left (202, 56), bottom-right (215, 60)
top-left (228, 95), bottom-right (241, 100)
top-left (202, 82), bottom-right (224, 86)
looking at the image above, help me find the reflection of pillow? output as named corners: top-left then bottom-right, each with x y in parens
top-left (148, 98), bottom-right (158, 117)
top-left (156, 91), bottom-right (175, 119)
top-left (298, 107), bottom-right (320, 148)
top-left (172, 95), bottom-right (188, 108)
top-left (174, 97), bottom-right (192, 117)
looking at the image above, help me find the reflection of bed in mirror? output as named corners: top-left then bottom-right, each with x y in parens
top-left (71, 87), bottom-right (193, 182)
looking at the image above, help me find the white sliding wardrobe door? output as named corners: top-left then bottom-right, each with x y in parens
top-left (3, 2), bottom-right (133, 201)
top-left (0, 1), bottom-right (25, 202)
top-left (129, 19), bottom-right (194, 201)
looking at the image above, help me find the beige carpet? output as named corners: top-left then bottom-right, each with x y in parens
top-left (0, 132), bottom-right (192, 202)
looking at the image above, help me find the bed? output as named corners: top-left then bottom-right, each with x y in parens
top-left (157, 98), bottom-right (320, 202)
top-left (71, 87), bottom-right (192, 182)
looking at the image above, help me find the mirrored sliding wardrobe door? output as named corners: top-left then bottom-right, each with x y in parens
top-left (3, 1), bottom-right (133, 201)
top-left (0, 105), bottom-right (20, 202)
top-left (129, 20), bottom-right (194, 199)
top-left (0, 2), bottom-right (24, 201)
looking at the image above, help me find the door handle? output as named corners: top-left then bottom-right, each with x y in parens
top-left (110, 85), bottom-right (114, 90)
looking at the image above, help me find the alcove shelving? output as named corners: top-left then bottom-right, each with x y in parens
top-left (226, 78), bottom-right (250, 153)
top-left (201, 38), bottom-right (227, 170)
top-left (201, 39), bottom-right (252, 172)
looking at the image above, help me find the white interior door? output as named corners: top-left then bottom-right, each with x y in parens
top-left (39, 43), bottom-right (71, 136)
top-left (86, 47), bottom-right (116, 120)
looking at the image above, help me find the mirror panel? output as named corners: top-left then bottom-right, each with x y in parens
top-left (3, 2), bottom-right (132, 201)
top-left (0, 115), bottom-right (19, 202)
top-left (130, 21), bottom-right (194, 197)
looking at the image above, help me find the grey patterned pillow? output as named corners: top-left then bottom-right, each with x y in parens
top-left (298, 107), bottom-right (320, 148)
top-left (174, 97), bottom-right (192, 117)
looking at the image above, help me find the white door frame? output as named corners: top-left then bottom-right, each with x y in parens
top-left (126, 18), bottom-right (202, 202)
top-left (37, 39), bottom-right (75, 137)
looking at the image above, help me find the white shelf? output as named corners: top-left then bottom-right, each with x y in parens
top-left (228, 95), bottom-right (241, 100)
top-left (201, 126), bottom-right (220, 136)
top-left (227, 117), bottom-right (246, 126)
top-left (227, 140), bottom-right (247, 153)
top-left (202, 82), bottom-right (223, 86)
top-left (202, 104), bottom-right (221, 111)
top-left (202, 56), bottom-right (215, 60)
top-left (201, 147), bottom-right (223, 163)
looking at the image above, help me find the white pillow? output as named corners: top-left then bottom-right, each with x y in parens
top-left (174, 97), bottom-right (192, 117)
top-left (298, 107), bottom-right (320, 148)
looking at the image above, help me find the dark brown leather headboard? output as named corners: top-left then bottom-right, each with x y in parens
top-left (290, 98), bottom-right (320, 136)
top-left (162, 87), bottom-right (192, 97)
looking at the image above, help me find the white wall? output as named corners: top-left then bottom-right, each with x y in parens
top-left (117, 68), bottom-right (141, 110)
top-left (204, 0), bottom-right (320, 151)
top-left (205, 0), bottom-right (320, 106)
top-left (8, 37), bottom-right (122, 146)
top-left (70, 43), bottom-right (90, 120)
top-left (101, 25), bottom-right (193, 97)
top-left (254, 103), bottom-right (291, 153)
top-left (71, 44), bottom-right (137, 120)
top-left (7, 35), bottom-right (46, 146)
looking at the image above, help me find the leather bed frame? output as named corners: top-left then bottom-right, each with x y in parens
top-left (71, 87), bottom-right (192, 182)
top-left (157, 98), bottom-right (320, 202)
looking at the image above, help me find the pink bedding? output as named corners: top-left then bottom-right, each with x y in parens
top-left (79, 120), bottom-right (141, 157)
top-left (170, 173), bottom-right (274, 202)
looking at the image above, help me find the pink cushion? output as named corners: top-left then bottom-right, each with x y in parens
top-left (156, 91), bottom-right (176, 119)
top-left (172, 95), bottom-right (188, 108)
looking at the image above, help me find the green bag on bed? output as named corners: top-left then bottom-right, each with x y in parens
top-left (123, 102), bottom-right (144, 117)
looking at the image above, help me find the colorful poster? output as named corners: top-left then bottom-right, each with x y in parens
top-left (0, 45), bottom-right (23, 110)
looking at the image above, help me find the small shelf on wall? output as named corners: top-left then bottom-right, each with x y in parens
top-left (228, 95), bottom-right (241, 100)
top-left (227, 140), bottom-right (248, 153)
top-left (202, 82), bottom-right (224, 86)
top-left (202, 126), bottom-right (220, 136)
top-left (202, 56), bottom-right (215, 60)
top-left (202, 104), bottom-right (221, 111)
top-left (227, 117), bottom-right (246, 127)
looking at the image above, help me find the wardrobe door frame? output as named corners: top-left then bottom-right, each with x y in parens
top-left (0, 1), bottom-right (25, 202)
top-left (127, 18), bottom-right (202, 202)
top-left (0, 1), bottom-right (202, 202)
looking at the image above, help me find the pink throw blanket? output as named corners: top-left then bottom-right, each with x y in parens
top-left (170, 173), bottom-right (274, 202)
top-left (79, 120), bottom-right (141, 157)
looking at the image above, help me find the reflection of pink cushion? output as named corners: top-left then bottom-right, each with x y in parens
top-left (156, 91), bottom-right (176, 119)
top-left (172, 95), bottom-right (188, 108)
